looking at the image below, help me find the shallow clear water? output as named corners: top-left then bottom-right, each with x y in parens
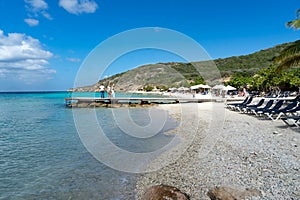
top-left (0, 92), bottom-right (177, 199)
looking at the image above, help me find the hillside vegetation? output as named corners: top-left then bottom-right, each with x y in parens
top-left (70, 41), bottom-right (295, 92)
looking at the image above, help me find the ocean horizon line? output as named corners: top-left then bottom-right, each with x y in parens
top-left (0, 90), bottom-right (67, 94)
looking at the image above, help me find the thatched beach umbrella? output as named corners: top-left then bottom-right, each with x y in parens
top-left (201, 84), bottom-right (211, 89)
top-left (191, 84), bottom-right (211, 89)
top-left (168, 87), bottom-right (177, 92)
top-left (223, 85), bottom-right (236, 91)
top-left (212, 85), bottom-right (224, 96)
top-left (212, 85), bottom-right (224, 90)
top-left (191, 84), bottom-right (211, 94)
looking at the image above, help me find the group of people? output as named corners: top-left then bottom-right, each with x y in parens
top-left (98, 83), bottom-right (115, 98)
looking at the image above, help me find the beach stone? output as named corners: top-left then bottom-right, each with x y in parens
top-left (207, 186), bottom-right (261, 200)
top-left (77, 103), bottom-right (90, 108)
top-left (89, 102), bottom-right (99, 107)
top-left (69, 103), bottom-right (77, 108)
top-left (94, 103), bottom-right (103, 107)
top-left (100, 103), bottom-right (108, 107)
top-left (110, 103), bottom-right (122, 108)
top-left (141, 184), bottom-right (190, 200)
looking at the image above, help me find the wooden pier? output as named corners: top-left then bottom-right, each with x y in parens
top-left (64, 97), bottom-right (222, 108)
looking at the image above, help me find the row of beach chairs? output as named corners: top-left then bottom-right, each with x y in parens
top-left (225, 95), bottom-right (300, 128)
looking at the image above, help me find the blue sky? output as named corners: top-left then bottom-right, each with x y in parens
top-left (0, 0), bottom-right (299, 91)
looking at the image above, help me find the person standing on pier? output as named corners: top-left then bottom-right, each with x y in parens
top-left (111, 84), bottom-right (115, 98)
top-left (107, 85), bottom-right (111, 98)
top-left (99, 84), bottom-right (105, 98)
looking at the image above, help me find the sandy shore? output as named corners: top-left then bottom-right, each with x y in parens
top-left (136, 102), bottom-right (299, 199)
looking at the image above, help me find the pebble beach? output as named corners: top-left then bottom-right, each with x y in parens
top-left (136, 102), bottom-right (300, 199)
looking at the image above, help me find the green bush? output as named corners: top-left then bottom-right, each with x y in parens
top-left (143, 85), bottom-right (154, 92)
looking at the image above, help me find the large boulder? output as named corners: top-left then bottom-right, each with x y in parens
top-left (207, 186), bottom-right (261, 200)
top-left (141, 184), bottom-right (190, 200)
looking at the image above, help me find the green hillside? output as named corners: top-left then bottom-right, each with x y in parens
top-left (70, 41), bottom-right (294, 92)
top-left (215, 42), bottom-right (291, 76)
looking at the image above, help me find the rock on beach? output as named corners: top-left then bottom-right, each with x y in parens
top-left (141, 185), bottom-right (190, 200)
top-left (207, 186), bottom-right (261, 200)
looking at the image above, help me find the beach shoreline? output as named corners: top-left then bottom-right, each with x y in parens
top-left (136, 102), bottom-right (300, 199)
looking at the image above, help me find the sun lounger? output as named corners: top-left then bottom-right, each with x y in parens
top-left (281, 116), bottom-right (300, 128)
top-left (276, 105), bottom-right (300, 118)
top-left (250, 100), bottom-right (274, 116)
top-left (226, 96), bottom-right (249, 109)
top-left (233, 96), bottom-right (254, 111)
top-left (288, 94), bottom-right (300, 102)
top-left (264, 101), bottom-right (299, 121)
top-left (257, 100), bottom-right (284, 116)
top-left (242, 98), bottom-right (265, 113)
top-left (231, 96), bottom-right (254, 111)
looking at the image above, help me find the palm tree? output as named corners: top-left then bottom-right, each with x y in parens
top-left (275, 9), bottom-right (300, 72)
top-left (287, 9), bottom-right (300, 29)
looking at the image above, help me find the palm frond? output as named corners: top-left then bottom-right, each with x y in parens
top-left (287, 9), bottom-right (300, 29)
top-left (274, 40), bottom-right (300, 63)
top-left (274, 41), bottom-right (300, 72)
top-left (275, 9), bottom-right (300, 72)
top-left (287, 19), bottom-right (300, 29)
top-left (275, 54), bottom-right (300, 72)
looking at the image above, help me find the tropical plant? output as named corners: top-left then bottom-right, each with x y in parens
top-left (287, 9), bottom-right (300, 29)
top-left (143, 85), bottom-right (154, 92)
top-left (275, 9), bottom-right (300, 71)
top-left (225, 73), bottom-right (253, 89)
top-left (251, 65), bottom-right (300, 92)
top-left (275, 40), bottom-right (300, 71)
top-left (156, 85), bottom-right (168, 91)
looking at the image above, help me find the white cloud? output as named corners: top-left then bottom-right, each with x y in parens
top-left (24, 18), bottom-right (39, 26)
top-left (24, 0), bottom-right (52, 26)
top-left (66, 57), bottom-right (81, 62)
top-left (25, 0), bottom-right (48, 11)
top-left (0, 30), bottom-right (55, 82)
top-left (59, 0), bottom-right (98, 15)
top-left (42, 12), bottom-right (52, 20)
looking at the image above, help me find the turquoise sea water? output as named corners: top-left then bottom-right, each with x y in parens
top-left (0, 92), bottom-right (177, 200)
